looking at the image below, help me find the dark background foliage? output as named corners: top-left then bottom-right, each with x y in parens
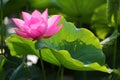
top-left (0, 0), bottom-right (120, 80)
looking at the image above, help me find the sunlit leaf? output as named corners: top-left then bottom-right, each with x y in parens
top-left (50, 49), bottom-right (111, 73)
top-left (6, 34), bottom-right (60, 66)
top-left (6, 34), bottom-right (39, 57)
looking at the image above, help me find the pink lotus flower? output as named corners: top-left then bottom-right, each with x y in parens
top-left (12, 9), bottom-right (63, 40)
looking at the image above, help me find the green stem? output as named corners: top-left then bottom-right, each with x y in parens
top-left (107, 0), bottom-right (119, 68)
top-left (113, 0), bottom-right (119, 68)
top-left (113, 38), bottom-right (117, 68)
top-left (0, 0), bottom-right (3, 20)
top-left (60, 66), bottom-right (64, 80)
top-left (83, 71), bottom-right (87, 80)
top-left (0, 0), bottom-right (4, 55)
top-left (39, 50), bottom-right (46, 80)
top-left (56, 66), bottom-right (61, 80)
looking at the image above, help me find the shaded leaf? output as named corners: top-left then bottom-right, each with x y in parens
top-left (0, 0), bottom-right (27, 17)
top-left (56, 0), bottom-right (105, 23)
top-left (91, 4), bottom-right (114, 39)
top-left (28, 0), bottom-right (58, 9)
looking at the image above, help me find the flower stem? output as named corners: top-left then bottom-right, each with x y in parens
top-left (60, 66), bottom-right (64, 80)
top-left (39, 50), bottom-right (46, 80)
top-left (112, 0), bottom-right (119, 68)
top-left (83, 71), bottom-right (87, 80)
top-left (107, 0), bottom-right (119, 68)
top-left (56, 66), bottom-right (61, 80)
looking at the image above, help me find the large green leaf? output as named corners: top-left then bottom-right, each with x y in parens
top-left (6, 34), bottom-right (60, 66)
top-left (42, 17), bottom-right (105, 65)
top-left (6, 34), bottom-right (39, 57)
top-left (39, 17), bottom-right (111, 73)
